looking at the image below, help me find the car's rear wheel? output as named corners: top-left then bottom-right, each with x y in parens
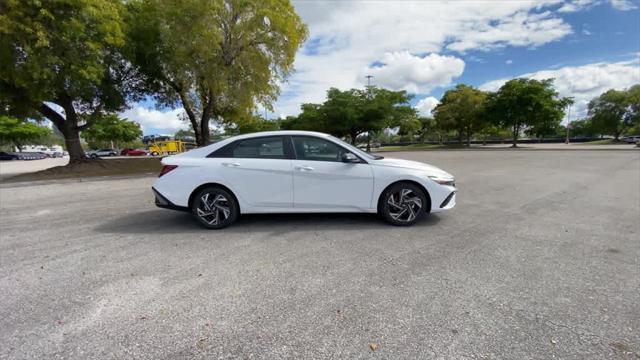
top-left (380, 183), bottom-right (427, 226)
top-left (191, 187), bottom-right (239, 229)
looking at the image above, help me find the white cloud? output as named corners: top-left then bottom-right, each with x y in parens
top-left (445, 10), bottom-right (572, 52)
top-left (506, 59), bottom-right (513, 65)
top-left (365, 52), bottom-right (465, 93)
top-left (480, 59), bottom-right (640, 121)
top-left (558, 0), bottom-right (599, 12)
top-left (277, 1), bottom-right (582, 116)
top-left (120, 107), bottom-right (187, 134)
top-left (558, 0), bottom-right (636, 12)
top-left (609, 0), bottom-right (637, 10)
top-left (415, 97), bottom-right (440, 117)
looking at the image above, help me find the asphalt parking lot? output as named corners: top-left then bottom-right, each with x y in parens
top-left (1, 150), bottom-right (638, 359)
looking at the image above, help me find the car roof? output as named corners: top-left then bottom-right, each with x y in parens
top-left (175, 131), bottom-right (333, 159)
top-left (229, 130), bottom-right (331, 140)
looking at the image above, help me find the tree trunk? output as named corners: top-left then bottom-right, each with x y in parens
top-left (350, 133), bottom-right (358, 145)
top-left (466, 130), bottom-right (471, 147)
top-left (63, 125), bottom-right (86, 161)
top-left (511, 124), bottom-right (518, 148)
top-left (366, 134), bottom-right (371, 152)
top-left (39, 101), bottom-right (86, 161)
top-left (200, 118), bottom-right (211, 146)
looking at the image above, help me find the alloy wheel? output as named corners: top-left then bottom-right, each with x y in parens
top-left (196, 192), bottom-right (232, 226)
top-left (386, 188), bottom-right (423, 223)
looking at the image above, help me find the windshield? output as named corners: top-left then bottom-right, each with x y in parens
top-left (327, 135), bottom-right (384, 160)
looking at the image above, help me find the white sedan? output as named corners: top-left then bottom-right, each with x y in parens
top-left (152, 131), bottom-right (457, 229)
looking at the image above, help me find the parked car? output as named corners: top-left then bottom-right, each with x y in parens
top-left (152, 131), bottom-right (457, 229)
top-left (120, 148), bottom-right (147, 156)
top-left (86, 148), bottom-right (118, 158)
top-left (622, 135), bottom-right (640, 144)
top-left (0, 151), bottom-right (19, 161)
top-left (9, 152), bottom-right (48, 160)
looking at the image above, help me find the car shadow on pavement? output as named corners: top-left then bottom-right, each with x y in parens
top-left (94, 209), bottom-right (440, 235)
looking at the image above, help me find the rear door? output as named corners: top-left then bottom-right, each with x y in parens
top-left (209, 135), bottom-right (293, 208)
top-left (291, 136), bottom-right (374, 210)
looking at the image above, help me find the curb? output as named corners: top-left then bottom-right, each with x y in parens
top-left (0, 173), bottom-right (157, 188)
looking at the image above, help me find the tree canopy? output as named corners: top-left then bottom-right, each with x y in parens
top-left (125, 0), bottom-right (308, 146)
top-left (588, 86), bottom-right (639, 140)
top-left (484, 78), bottom-right (570, 147)
top-left (433, 84), bottom-right (487, 147)
top-left (82, 115), bottom-right (142, 149)
top-left (0, 116), bottom-right (51, 151)
top-left (0, 0), bottom-right (135, 160)
top-left (282, 87), bottom-right (415, 146)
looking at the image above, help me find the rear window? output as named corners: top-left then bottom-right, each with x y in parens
top-left (208, 136), bottom-right (286, 159)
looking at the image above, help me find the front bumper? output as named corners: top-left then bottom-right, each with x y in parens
top-left (439, 191), bottom-right (456, 209)
top-left (152, 187), bottom-right (189, 212)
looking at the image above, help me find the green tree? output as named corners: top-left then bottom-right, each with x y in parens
top-left (0, 116), bottom-right (51, 151)
top-left (225, 114), bottom-right (280, 135)
top-left (126, 0), bottom-right (308, 147)
top-left (174, 129), bottom-right (196, 140)
top-left (567, 119), bottom-right (598, 138)
top-left (485, 78), bottom-right (570, 147)
top-left (282, 87), bottom-right (414, 147)
top-left (0, 0), bottom-right (134, 161)
top-left (433, 84), bottom-right (487, 147)
top-left (588, 85), bottom-right (640, 140)
top-left (588, 89), bottom-right (629, 141)
top-left (82, 115), bottom-right (142, 149)
top-left (626, 84), bottom-right (640, 129)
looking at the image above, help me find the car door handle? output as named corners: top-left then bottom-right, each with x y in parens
top-left (222, 162), bottom-right (240, 167)
top-left (295, 165), bottom-right (314, 171)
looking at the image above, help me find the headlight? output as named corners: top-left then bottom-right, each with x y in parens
top-left (429, 175), bottom-right (455, 187)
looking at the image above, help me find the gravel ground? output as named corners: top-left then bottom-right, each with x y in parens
top-left (0, 158), bottom-right (69, 180)
top-left (1, 150), bottom-right (638, 359)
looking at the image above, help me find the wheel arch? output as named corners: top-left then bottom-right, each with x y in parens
top-left (188, 183), bottom-right (241, 213)
top-left (377, 180), bottom-right (432, 214)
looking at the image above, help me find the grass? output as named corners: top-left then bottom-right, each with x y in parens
top-left (373, 143), bottom-right (467, 152)
top-left (6, 158), bottom-right (162, 182)
top-left (575, 139), bottom-right (630, 145)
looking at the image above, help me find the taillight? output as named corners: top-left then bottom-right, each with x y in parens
top-left (158, 165), bottom-right (178, 177)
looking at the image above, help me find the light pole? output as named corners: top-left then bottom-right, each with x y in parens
top-left (365, 75), bottom-right (374, 151)
top-left (565, 104), bottom-right (571, 144)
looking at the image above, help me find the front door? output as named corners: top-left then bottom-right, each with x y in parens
top-left (291, 136), bottom-right (373, 210)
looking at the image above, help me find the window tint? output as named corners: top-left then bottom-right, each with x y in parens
top-left (293, 136), bottom-right (345, 162)
top-left (231, 136), bottom-right (285, 159)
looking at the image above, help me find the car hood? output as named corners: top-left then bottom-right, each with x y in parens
top-left (372, 157), bottom-right (454, 178)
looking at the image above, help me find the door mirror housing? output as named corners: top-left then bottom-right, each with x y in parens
top-left (341, 152), bottom-right (361, 163)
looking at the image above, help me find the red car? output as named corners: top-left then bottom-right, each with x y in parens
top-left (120, 148), bottom-right (147, 156)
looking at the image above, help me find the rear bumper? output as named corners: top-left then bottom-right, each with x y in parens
top-left (152, 187), bottom-right (189, 212)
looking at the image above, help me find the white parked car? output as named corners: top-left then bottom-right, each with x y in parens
top-left (152, 131), bottom-right (457, 229)
top-left (86, 148), bottom-right (118, 158)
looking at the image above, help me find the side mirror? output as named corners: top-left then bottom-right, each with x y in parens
top-left (341, 152), bottom-right (360, 163)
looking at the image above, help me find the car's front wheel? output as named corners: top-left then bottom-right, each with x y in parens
top-left (380, 183), bottom-right (427, 226)
top-left (191, 187), bottom-right (239, 229)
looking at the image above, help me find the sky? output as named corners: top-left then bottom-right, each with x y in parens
top-left (126, 0), bottom-right (640, 135)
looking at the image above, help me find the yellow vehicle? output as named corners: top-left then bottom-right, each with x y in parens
top-left (148, 140), bottom-right (196, 156)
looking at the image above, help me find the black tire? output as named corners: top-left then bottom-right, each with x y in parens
top-left (379, 182), bottom-right (427, 226)
top-left (191, 187), bottom-right (239, 229)
top-left (90, 154), bottom-right (98, 159)
top-left (151, 151), bottom-right (159, 156)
